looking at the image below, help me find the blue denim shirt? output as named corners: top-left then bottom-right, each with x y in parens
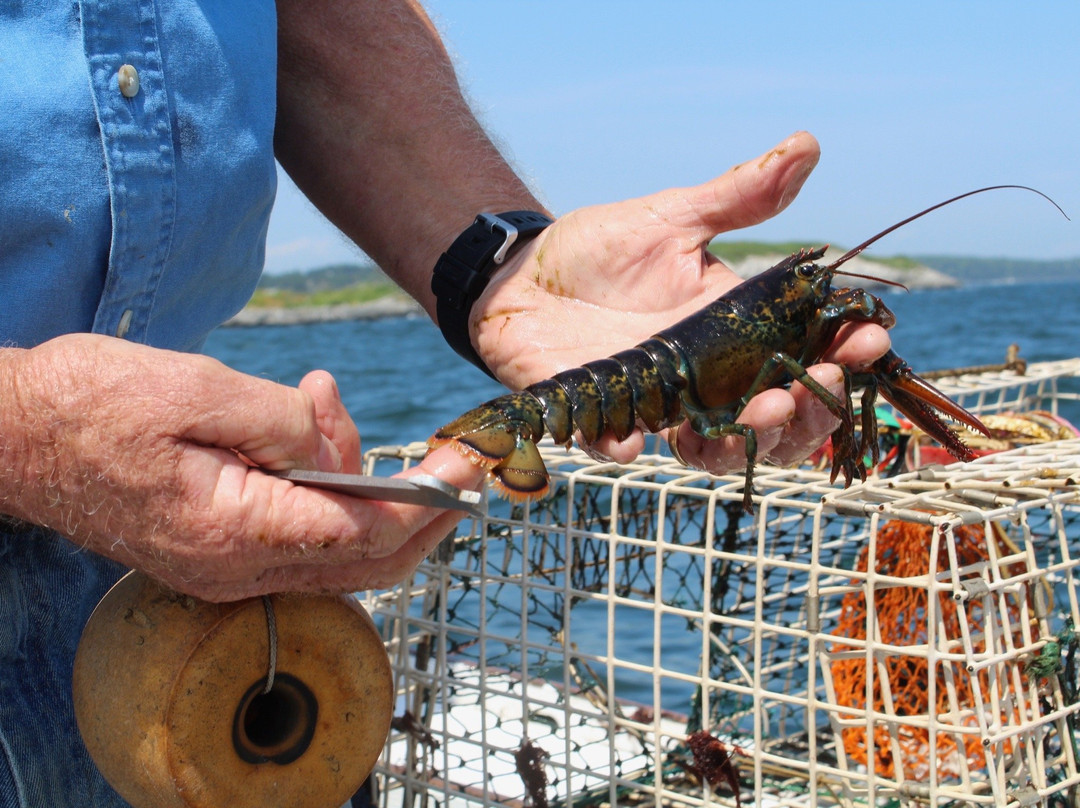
top-left (0, 0), bottom-right (277, 351)
top-left (1, 1), bottom-right (277, 805)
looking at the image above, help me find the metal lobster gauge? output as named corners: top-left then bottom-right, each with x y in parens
top-left (359, 357), bottom-right (1080, 808)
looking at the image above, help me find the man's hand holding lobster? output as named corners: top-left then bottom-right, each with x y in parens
top-left (470, 131), bottom-right (892, 473)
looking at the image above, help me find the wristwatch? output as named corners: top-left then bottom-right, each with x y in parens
top-left (431, 210), bottom-right (553, 378)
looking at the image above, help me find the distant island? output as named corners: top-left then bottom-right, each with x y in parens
top-left (222, 246), bottom-right (1080, 327)
top-left (224, 296), bottom-right (422, 327)
top-left (223, 263), bottom-right (422, 326)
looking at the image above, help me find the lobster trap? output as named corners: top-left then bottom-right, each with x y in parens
top-left (358, 357), bottom-right (1080, 807)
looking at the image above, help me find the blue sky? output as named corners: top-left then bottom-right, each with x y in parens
top-left (264, 1), bottom-right (1079, 273)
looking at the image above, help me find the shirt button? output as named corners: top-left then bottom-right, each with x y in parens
top-left (117, 64), bottom-right (140, 98)
top-left (116, 309), bottom-right (133, 338)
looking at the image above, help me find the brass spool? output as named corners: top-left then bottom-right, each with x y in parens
top-left (72, 571), bottom-right (393, 808)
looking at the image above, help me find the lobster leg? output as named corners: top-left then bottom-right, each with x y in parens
top-left (685, 351), bottom-right (857, 511)
top-left (857, 384), bottom-right (881, 467)
top-left (673, 420), bottom-right (760, 513)
top-left (827, 368), bottom-right (863, 488)
top-left (861, 350), bottom-right (991, 462)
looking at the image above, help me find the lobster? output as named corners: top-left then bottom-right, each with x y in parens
top-left (430, 186), bottom-right (1065, 512)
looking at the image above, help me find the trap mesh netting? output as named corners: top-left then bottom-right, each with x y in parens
top-left (357, 358), bottom-right (1080, 808)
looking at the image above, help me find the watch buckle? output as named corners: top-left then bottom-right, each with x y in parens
top-left (477, 213), bottom-right (520, 265)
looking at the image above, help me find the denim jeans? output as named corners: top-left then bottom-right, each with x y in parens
top-left (0, 523), bottom-right (130, 807)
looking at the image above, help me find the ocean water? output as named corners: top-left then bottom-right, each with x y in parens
top-left (878, 279), bottom-right (1080, 372)
top-left (204, 279), bottom-right (1080, 439)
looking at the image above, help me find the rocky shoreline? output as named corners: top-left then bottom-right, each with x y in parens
top-left (222, 296), bottom-right (423, 327)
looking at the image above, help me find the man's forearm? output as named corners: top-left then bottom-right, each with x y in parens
top-left (274, 0), bottom-right (547, 317)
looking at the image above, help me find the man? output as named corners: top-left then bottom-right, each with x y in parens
top-left (0, 0), bottom-right (888, 803)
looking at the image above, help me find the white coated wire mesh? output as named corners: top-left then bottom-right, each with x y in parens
top-left (358, 358), bottom-right (1080, 808)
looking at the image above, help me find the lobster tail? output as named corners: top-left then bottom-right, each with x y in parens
top-left (429, 392), bottom-right (550, 501)
top-left (528, 370), bottom-right (602, 444)
top-left (489, 436), bottom-right (549, 502)
top-left (574, 359), bottom-right (636, 442)
top-left (611, 343), bottom-right (685, 433)
top-left (525, 356), bottom-right (656, 444)
top-left (430, 343), bottom-right (688, 504)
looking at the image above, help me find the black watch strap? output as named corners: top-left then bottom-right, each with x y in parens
top-left (431, 210), bottom-right (553, 378)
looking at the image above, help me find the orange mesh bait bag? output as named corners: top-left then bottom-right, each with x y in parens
top-left (830, 520), bottom-right (1024, 781)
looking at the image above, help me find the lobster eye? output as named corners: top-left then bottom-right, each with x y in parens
top-left (796, 263), bottom-right (818, 280)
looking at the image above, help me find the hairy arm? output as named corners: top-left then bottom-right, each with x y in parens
top-left (274, 0), bottom-right (548, 314)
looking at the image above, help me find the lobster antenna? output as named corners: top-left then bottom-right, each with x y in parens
top-left (827, 185), bottom-right (1070, 271)
top-left (832, 269), bottom-right (910, 292)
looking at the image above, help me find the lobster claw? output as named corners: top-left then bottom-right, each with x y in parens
top-left (866, 349), bottom-right (991, 462)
